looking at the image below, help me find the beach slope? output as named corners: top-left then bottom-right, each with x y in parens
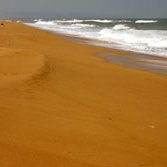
top-left (0, 22), bottom-right (167, 167)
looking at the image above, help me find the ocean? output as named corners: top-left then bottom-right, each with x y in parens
top-left (25, 19), bottom-right (167, 57)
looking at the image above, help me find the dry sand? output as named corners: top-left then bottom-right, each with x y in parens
top-left (0, 22), bottom-right (167, 167)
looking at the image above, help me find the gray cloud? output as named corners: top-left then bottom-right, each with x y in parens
top-left (0, 0), bottom-right (167, 18)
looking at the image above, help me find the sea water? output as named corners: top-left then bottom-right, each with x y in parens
top-left (25, 19), bottom-right (167, 57)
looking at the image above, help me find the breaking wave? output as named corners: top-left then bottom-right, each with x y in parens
top-left (112, 24), bottom-right (130, 30)
top-left (135, 20), bottom-right (158, 23)
top-left (26, 19), bottom-right (167, 57)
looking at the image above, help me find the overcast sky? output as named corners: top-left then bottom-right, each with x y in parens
top-left (0, 0), bottom-right (167, 19)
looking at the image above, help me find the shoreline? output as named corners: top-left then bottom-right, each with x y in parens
top-left (58, 32), bottom-right (167, 75)
top-left (31, 25), bottom-right (167, 75)
top-left (0, 22), bottom-right (167, 167)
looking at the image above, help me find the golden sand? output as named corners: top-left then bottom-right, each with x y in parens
top-left (0, 22), bottom-right (167, 167)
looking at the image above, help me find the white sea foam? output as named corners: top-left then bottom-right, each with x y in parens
top-left (26, 20), bottom-right (167, 57)
top-left (54, 19), bottom-right (83, 23)
top-left (112, 24), bottom-right (130, 30)
top-left (97, 28), bottom-right (167, 56)
top-left (34, 19), bottom-right (42, 22)
top-left (117, 20), bottom-right (132, 23)
top-left (135, 20), bottom-right (158, 23)
top-left (71, 23), bottom-right (96, 28)
top-left (35, 20), bottom-right (55, 25)
top-left (16, 20), bottom-right (22, 23)
top-left (85, 19), bottom-right (113, 23)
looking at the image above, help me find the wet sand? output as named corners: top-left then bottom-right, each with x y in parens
top-left (54, 32), bottom-right (167, 75)
top-left (97, 53), bottom-right (167, 75)
top-left (0, 22), bottom-right (167, 167)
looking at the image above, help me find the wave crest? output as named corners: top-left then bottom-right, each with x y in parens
top-left (54, 19), bottom-right (83, 23)
top-left (135, 20), bottom-right (158, 23)
top-left (112, 24), bottom-right (130, 30)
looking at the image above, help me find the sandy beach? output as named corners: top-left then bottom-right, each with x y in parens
top-left (0, 22), bottom-right (167, 167)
